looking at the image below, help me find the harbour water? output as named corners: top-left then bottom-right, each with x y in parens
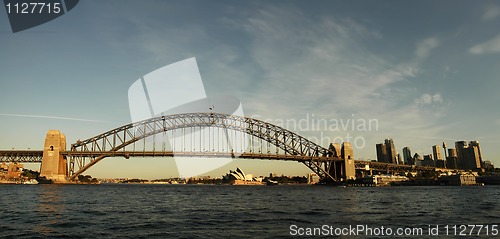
top-left (1, 184), bottom-right (499, 238)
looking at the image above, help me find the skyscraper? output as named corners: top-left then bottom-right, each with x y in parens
top-left (467, 142), bottom-right (482, 170)
top-left (446, 148), bottom-right (458, 169)
top-left (469, 141), bottom-right (482, 163)
top-left (454, 141), bottom-right (483, 170)
top-left (376, 143), bottom-right (388, 163)
top-left (402, 147), bottom-right (413, 165)
top-left (455, 141), bottom-right (468, 169)
top-left (432, 145), bottom-right (443, 161)
top-left (385, 138), bottom-right (398, 164)
top-left (432, 145), bottom-right (445, 168)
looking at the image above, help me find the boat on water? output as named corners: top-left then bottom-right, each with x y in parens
top-left (266, 180), bottom-right (279, 186)
top-left (23, 179), bottom-right (39, 185)
top-left (35, 177), bottom-right (53, 184)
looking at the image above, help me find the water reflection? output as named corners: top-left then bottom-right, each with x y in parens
top-left (33, 185), bottom-right (65, 235)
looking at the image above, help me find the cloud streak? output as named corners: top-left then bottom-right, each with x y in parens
top-left (0, 114), bottom-right (105, 123)
top-left (469, 34), bottom-right (500, 54)
top-left (415, 93), bottom-right (443, 105)
top-left (415, 37), bottom-right (440, 59)
top-left (482, 5), bottom-right (500, 21)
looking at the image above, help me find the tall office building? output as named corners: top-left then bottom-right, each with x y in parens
top-left (432, 145), bottom-right (443, 160)
top-left (442, 142), bottom-right (448, 158)
top-left (376, 143), bottom-right (388, 163)
top-left (376, 139), bottom-right (398, 164)
top-left (385, 138), bottom-right (398, 164)
top-left (402, 147), bottom-right (412, 165)
top-left (432, 145), bottom-right (445, 168)
top-left (454, 141), bottom-right (483, 170)
top-left (469, 141), bottom-right (482, 163)
top-left (455, 141), bottom-right (468, 169)
top-left (446, 148), bottom-right (458, 169)
top-left (467, 142), bottom-right (482, 170)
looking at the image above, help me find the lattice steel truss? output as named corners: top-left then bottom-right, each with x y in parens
top-left (0, 150), bottom-right (43, 163)
top-left (67, 112), bottom-right (341, 181)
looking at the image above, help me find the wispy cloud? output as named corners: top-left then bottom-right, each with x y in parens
top-left (229, 5), bottom-right (452, 158)
top-left (83, 2), bottom-right (453, 158)
top-left (482, 5), bottom-right (500, 21)
top-left (0, 114), bottom-right (105, 123)
top-left (415, 37), bottom-right (440, 59)
top-left (469, 34), bottom-right (500, 54)
top-left (240, 6), bottom-right (438, 116)
top-left (414, 93), bottom-right (443, 106)
top-left (239, 7), bottom-right (402, 113)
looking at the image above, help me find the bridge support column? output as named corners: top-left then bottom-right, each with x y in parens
top-left (326, 142), bottom-right (356, 182)
top-left (341, 142), bottom-right (356, 181)
top-left (40, 130), bottom-right (68, 182)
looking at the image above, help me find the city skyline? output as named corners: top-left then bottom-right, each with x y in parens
top-left (1, 0), bottom-right (500, 178)
top-left (375, 137), bottom-right (491, 171)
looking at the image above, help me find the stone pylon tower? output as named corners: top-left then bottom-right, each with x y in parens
top-left (40, 130), bottom-right (68, 182)
top-left (341, 142), bottom-right (356, 180)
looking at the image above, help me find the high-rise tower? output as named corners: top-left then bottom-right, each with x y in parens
top-left (385, 138), bottom-right (397, 164)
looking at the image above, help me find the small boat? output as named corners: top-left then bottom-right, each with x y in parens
top-left (23, 179), bottom-right (39, 185)
top-left (266, 180), bottom-right (278, 186)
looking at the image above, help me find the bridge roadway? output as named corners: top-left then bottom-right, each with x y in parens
top-left (0, 150), bottom-right (340, 162)
top-left (0, 150), bottom-right (43, 163)
top-left (0, 150), bottom-right (439, 172)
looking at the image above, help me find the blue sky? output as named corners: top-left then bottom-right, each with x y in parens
top-left (1, 0), bottom-right (499, 179)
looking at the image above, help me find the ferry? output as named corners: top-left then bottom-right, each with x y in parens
top-left (266, 180), bottom-right (279, 186)
top-left (23, 179), bottom-right (39, 185)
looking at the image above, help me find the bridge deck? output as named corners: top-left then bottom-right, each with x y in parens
top-left (0, 150), bottom-right (442, 172)
top-left (0, 150), bottom-right (342, 163)
top-left (0, 150), bottom-right (43, 162)
top-left (63, 151), bottom-right (342, 162)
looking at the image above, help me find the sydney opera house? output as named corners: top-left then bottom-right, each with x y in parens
top-left (222, 168), bottom-right (264, 185)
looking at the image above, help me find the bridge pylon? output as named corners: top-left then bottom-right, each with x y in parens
top-left (326, 142), bottom-right (356, 183)
top-left (341, 142), bottom-right (356, 180)
top-left (40, 130), bottom-right (68, 182)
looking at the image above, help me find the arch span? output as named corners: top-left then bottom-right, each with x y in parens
top-left (67, 112), bottom-right (341, 181)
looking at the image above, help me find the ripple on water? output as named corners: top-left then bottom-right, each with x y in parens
top-left (1, 185), bottom-right (499, 238)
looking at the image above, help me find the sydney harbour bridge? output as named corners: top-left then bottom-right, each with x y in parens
top-left (0, 112), bottom-right (439, 183)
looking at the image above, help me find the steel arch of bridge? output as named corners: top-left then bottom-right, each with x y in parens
top-left (68, 112), bottom-right (341, 181)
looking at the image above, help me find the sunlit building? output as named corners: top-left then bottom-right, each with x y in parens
top-left (375, 139), bottom-right (398, 164)
top-left (446, 148), bottom-right (458, 169)
top-left (402, 147), bottom-right (413, 165)
top-left (455, 141), bottom-right (483, 170)
top-left (222, 167), bottom-right (263, 185)
top-left (432, 145), bottom-right (443, 160)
